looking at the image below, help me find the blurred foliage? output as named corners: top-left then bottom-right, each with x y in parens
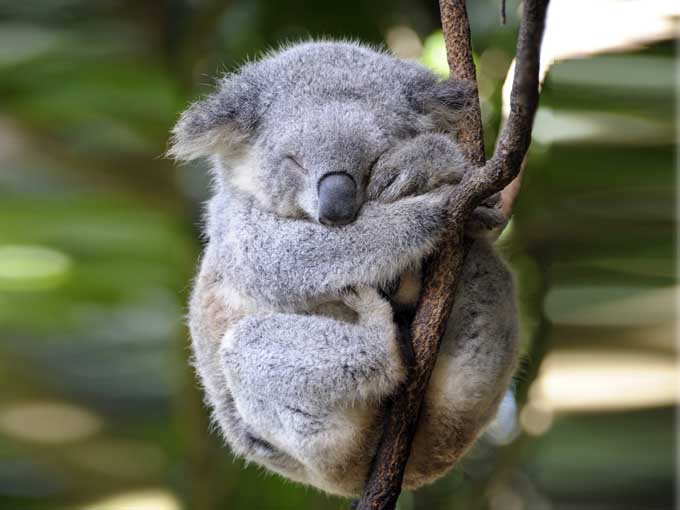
top-left (0, 1), bottom-right (675, 509)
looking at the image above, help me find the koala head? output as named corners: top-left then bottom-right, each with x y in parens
top-left (170, 41), bottom-right (468, 225)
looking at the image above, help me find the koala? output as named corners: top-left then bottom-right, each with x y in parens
top-left (170, 41), bottom-right (518, 497)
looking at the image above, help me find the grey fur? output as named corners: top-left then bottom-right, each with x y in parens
top-left (172, 41), bottom-right (518, 497)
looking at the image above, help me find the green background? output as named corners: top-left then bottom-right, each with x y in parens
top-left (0, 1), bottom-right (675, 509)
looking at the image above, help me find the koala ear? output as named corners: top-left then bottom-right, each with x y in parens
top-left (408, 78), bottom-right (472, 130)
top-left (169, 73), bottom-right (263, 161)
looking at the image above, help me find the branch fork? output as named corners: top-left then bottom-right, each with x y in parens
top-left (356, 1), bottom-right (549, 508)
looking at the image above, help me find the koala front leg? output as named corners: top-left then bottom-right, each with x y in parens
top-left (368, 133), bottom-right (506, 234)
top-left (216, 186), bottom-right (453, 308)
top-left (368, 133), bottom-right (470, 202)
top-left (221, 288), bottom-right (403, 466)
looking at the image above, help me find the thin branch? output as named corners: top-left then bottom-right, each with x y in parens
top-left (439, 0), bottom-right (485, 165)
top-left (356, 1), bottom-right (549, 509)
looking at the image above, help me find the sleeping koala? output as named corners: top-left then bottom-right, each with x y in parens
top-left (170, 41), bottom-right (518, 497)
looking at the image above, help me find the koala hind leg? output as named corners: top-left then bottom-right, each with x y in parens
top-left (220, 288), bottom-right (404, 490)
top-left (403, 240), bottom-right (519, 488)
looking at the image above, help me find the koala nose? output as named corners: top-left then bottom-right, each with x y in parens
top-left (317, 172), bottom-right (357, 226)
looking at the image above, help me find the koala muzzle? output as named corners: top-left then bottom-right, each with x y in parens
top-left (317, 172), bottom-right (357, 226)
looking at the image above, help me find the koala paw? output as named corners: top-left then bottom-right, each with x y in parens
top-left (480, 191), bottom-right (502, 209)
top-left (368, 133), bottom-right (469, 204)
top-left (465, 205), bottom-right (507, 237)
top-left (341, 287), bottom-right (394, 327)
top-left (368, 165), bottom-right (426, 203)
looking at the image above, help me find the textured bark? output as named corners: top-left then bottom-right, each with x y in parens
top-left (439, 0), bottom-right (485, 165)
top-left (356, 1), bottom-right (549, 509)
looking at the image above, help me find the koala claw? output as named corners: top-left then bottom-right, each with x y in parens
top-left (370, 167), bottom-right (425, 203)
top-left (466, 205), bottom-right (508, 236)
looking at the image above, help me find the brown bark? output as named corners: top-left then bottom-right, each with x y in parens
top-left (355, 1), bottom-right (549, 509)
top-left (439, 0), bottom-right (485, 165)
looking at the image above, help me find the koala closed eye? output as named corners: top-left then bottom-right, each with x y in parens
top-left (285, 155), bottom-right (308, 174)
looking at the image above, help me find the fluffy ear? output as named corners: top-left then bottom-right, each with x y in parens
top-left (408, 78), bottom-right (473, 131)
top-left (168, 73), bottom-right (263, 161)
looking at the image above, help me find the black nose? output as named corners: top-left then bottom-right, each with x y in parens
top-left (317, 172), bottom-right (357, 226)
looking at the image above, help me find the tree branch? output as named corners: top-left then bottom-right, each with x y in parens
top-left (356, 2), bottom-right (549, 509)
top-left (439, 0), bottom-right (485, 165)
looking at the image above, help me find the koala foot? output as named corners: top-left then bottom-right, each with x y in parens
top-left (341, 287), bottom-right (393, 329)
top-left (466, 205), bottom-right (508, 237)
